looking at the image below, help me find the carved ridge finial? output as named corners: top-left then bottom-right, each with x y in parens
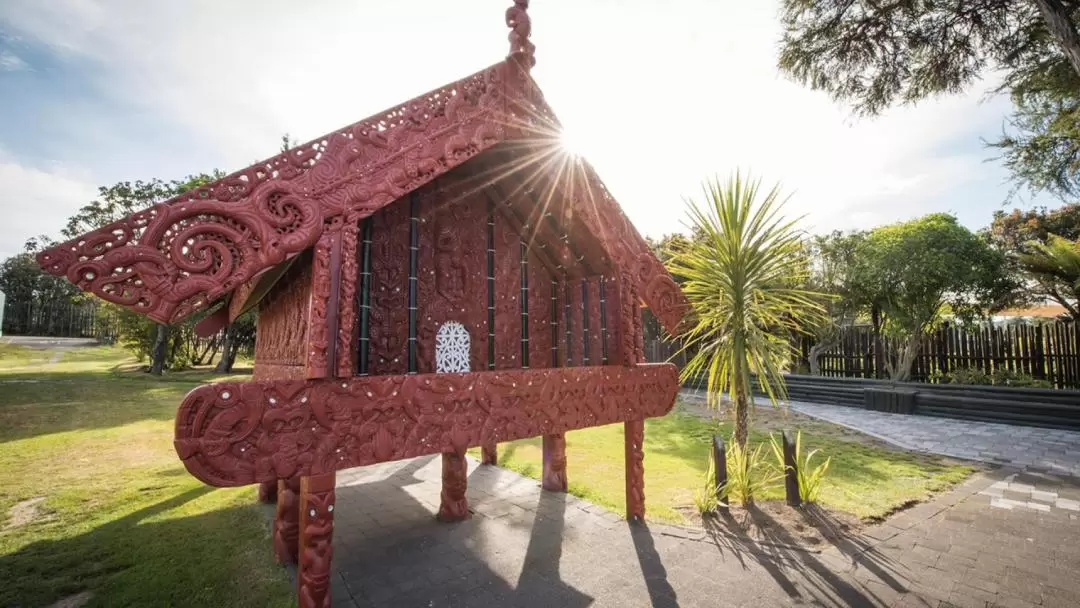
top-left (506, 0), bottom-right (536, 70)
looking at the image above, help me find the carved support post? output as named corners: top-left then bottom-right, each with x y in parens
top-left (625, 419), bottom-right (645, 522)
top-left (258, 480), bottom-right (278, 504)
top-left (481, 442), bottom-right (498, 465)
top-left (273, 477), bottom-right (301, 564)
top-left (542, 433), bottom-right (568, 492)
top-left (437, 450), bottom-right (470, 522)
top-left (298, 473), bottom-right (335, 608)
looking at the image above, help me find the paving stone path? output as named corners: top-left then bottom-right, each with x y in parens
top-left (776, 399), bottom-right (1080, 479)
top-left (291, 453), bottom-right (1080, 607)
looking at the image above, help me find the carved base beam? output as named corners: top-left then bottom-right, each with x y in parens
top-left (481, 442), bottom-right (498, 465)
top-left (542, 433), bottom-right (568, 492)
top-left (298, 473), bottom-right (335, 608)
top-left (625, 419), bottom-right (645, 522)
top-left (437, 451), bottom-right (470, 522)
top-left (258, 480), bottom-right (278, 504)
top-left (175, 364), bottom-right (678, 487)
top-left (273, 477), bottom-right (301, 564)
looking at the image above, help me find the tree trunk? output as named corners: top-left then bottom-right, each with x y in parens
top-left (1033, 0), bottom-right (1080, 81)
top-left (871, 305), bottom-right (885, 379)
top-left (808, 341), bottom-right (836, 376)
top-left (888, 335), bottom-right (920, 382)
top-left (214, 325), bottom-right (237, 373)
top-left (150, 323), bottom-right (168, 376)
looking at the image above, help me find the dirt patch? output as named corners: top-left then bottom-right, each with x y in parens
top-left (677, 500), bottom-right (863, 551)
top-left (47, 591), bottom-right (94, 608)
top-left (5, 496), bottom-right (48, 530)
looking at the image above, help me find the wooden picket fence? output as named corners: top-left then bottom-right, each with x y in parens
top-left (641, 306), bottom-right (1080, 390)
top-left (796, 322), bottom-right (1080, 390)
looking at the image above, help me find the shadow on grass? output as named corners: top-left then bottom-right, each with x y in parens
top-left (0, 364), bottom-right (250, 444)
top-left (0, 486), bottom-right (291, 607)
top-left (646, 411), bottom-right (915, 491)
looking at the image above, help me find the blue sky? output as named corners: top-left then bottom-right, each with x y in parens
top-left (0, 0), bottom-right (1054, 260)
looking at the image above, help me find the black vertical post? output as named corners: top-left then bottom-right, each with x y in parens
top-left (550, 279), bottom-right (559, 367)
top-left (487, 200), bottom-right (496, 370)
top-left (581, 279), bottom-right (590, 365)
top-left (564, 282), bottom-right (573, 366)
top-left (599, 275), bottom-right (609, 365)
top-left (356, 218), bottom-right (373, 376)
top-left (407, 192), bottom-right (419, 374)
top-left (783, 432), bottom-right (801, 507)
top-left (711, 435), bottom-right (727, 506)
top-left (520, 239), bottom-right (529, 368)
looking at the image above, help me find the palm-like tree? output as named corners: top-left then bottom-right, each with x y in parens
top-left (668, 173), bottom-right (825, 452)
top-left (1018, 235), bottom-right (1080, 319)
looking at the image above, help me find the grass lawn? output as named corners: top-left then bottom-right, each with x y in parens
top-left (0, 343), bottom-right (292, 608)
top-left (473, 404), bottom-right (974, 524)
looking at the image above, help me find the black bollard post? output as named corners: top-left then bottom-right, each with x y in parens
top-left (783, 432), bottom-right (801, 507)
top-left (711, 435), bottom-right (728, 506)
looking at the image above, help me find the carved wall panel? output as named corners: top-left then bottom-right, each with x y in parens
top-left (335, 220), bottom-right (359, 378)
top-left (366, 199), bottom-right (411, 376)
top-left (174, 364), bottom-right (679, 487)
top-left (586, 277), bottom-right (604, 365)
top-left (603, 275), bottom-right (622, 367)
top-left (414, 183), bottom-right (488, 374)
top-left (493, 211), bottom-right (522, 369)
top-left (526, 248), bottom-right (553, 369)
top-left (254, 256), bottom-right (312, 380)
top-left (306, 228), bottom-right (336, 379)
top-left (567, 279), bottom-right (583, 366)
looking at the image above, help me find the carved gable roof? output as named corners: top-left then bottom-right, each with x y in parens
top-left (37, 5), bottom-right (687, 335)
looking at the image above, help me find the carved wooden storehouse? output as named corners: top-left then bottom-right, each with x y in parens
top-left (37, 3), bottom-right (688, 607)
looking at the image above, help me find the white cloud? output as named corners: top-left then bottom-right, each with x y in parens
top-left (0, 155), bottom-right (97, 259)
top-left (0, 50), bottom-right (29, 71)
top-left (0, 0), bottom-right (1035, 247)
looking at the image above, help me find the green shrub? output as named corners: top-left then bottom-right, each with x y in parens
top-left (721, 441), bottom-right (782, 505)
top-left (935, 366), bottom-right (1052, 389)
top-left (769, 431), bottom-right (831, 504)
top-left (693, 458), bottom-right (722, 515)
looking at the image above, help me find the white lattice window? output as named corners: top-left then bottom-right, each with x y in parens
top-left (435, 322), bottom-right (471, 373)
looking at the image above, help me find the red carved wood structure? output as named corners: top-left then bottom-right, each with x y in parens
top-left (37, 4), bottom-right (688, 607)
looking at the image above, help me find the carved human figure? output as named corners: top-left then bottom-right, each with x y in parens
top-left (298, 473), bottom-right (335, 608)
top-left (542, 433), bottom-right (568, 492)
top-left (434, 321), bottom-right (472, 520)
top-left (625, 419), bottom-right (646, 522)
top-left (274, 477), bottom-right (301, 564)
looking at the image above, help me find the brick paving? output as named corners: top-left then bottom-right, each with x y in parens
top-left (278, 453), bottom-right (1080, 607)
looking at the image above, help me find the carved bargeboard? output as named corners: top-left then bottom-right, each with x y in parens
top-left (174, 364), bottom-right (678, 487)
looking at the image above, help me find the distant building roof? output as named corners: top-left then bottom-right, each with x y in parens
top-left (995, 303), bottom-right (1070, 319)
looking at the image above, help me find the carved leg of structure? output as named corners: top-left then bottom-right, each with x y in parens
top-left (625, 420), bottom-right (646, 522)
top-left (298, 473), bottom-right (335, 608)
top-left (542, 433), bottom-right (568, 492)
top-left (258, 480), bottom-right (278, 503)
top-left (437, 450), bottom-right (470, 522)
top-left (481, 442), bottom-right (498, 465)
top-left (273, 477), bottom-right (301, 564)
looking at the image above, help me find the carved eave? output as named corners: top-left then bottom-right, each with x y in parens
top-left (37, 54), bottom-right (687, 333)
top-left (38, 62), bottom-right (514, 325)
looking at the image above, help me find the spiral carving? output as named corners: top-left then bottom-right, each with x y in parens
top-left (173, 364), bottom-right (679, 487)
top-left (38, 64), bottom-right (509, 325)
